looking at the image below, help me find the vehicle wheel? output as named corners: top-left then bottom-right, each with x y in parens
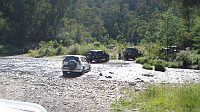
top-left (95, 59), bottom-right (99, 63)
top-left (81, 67), bottom-right (85, 75)
top-left (88, 65), bottom-right (91, 72)
top-left (105, 57), bottom-right (109, 62)
top-left (132, 57), bottom-right (136, 60)
top-left (62, 71), bottom-right (68, 76)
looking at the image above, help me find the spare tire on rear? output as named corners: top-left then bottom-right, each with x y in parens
top-left (68, 60), bottom-right (77, 70)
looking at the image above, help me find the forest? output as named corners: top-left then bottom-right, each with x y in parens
top-left (0, 0), bottom-right (200, 69)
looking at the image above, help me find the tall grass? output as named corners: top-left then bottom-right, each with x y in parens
top-left (112, 84), bottom-right (200, 112)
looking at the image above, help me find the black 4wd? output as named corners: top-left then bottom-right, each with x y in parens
top-left (87, 50), bottom-right (109, 63)
top-left (123, 48), bottom-right (142, 60)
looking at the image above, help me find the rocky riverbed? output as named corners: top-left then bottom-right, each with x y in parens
top-left (0, 56), bottom-right (200, 112)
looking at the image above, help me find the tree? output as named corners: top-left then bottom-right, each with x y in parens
top-left (154, 9), bottom-right (186, 49)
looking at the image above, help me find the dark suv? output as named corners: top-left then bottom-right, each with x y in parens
top-left (123, 48), bottom-right (142, 60)
top-left (87, 50), bottom-right (109, 63)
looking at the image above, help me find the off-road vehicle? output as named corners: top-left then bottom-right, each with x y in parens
top-left (87, 50), bottom-right (109, 63)
top-left (62, 55), bottom-right (91, 75)
top-left (123, 48), bottom-right (141, 60)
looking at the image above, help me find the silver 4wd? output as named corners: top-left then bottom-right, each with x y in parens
top-left (62, 55), bottom-right (91, 75)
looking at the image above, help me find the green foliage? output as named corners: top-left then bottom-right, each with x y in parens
top-left (149, 59), bottom-right (166, 66)
top-left (165, 62), bottom-right (180, 68)
top-left (27, 50), bottom-right (40, 57)
top-left (193, 36), bottom-right (200, 53)
top-left (0, 45), bottom-right (21, 56)
top-left (112, 84), bottom-right (200, 112)
top-left (154, 61), bottom-right (166, 72)
top-left (67, 43), bottom-right (96, 56)
top-left (67, 44), bottom-right (80, 55)
top-left (136, 57), bottom-right (149, 64)
top-left (176, 51), bottom-right (192, 69)
top-left (0, 0), bottom-right (200, 56)
top-left (27, 41), bottom-right (66, 57)
top-left (154, 9), bottom-right (186, 49)
top-left (142, 63), bottom-right (153, 70)
top-left (139, 43), bottom-right (162, 59)
top-left (0, 16), bottom-right (6, 31)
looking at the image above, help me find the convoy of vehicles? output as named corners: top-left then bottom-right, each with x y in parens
top-left (62, 48), bottom-right (141, 75)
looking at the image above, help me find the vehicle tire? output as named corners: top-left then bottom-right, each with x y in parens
top-left (105, 57), bottom-right (109, 62)
top-left (62, 71), bottom-right (68, 76)
top-left (132, 57), bottom-right (136, 60)
top-left (95, 59), bottom-right (98, 63)
top-left (87, 65), bottom-right (91, 72)
top-left (68, 60), bottom-right (77, 70)
top-left (81, 67), bottom-right (85, 75)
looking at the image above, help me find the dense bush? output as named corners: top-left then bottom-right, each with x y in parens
top-left (154, 63), bottom-right (166, 72)
top-left (176, 50), bottom-right (200, 69)
top-left (67, 44), bottom-right (80, 55)
top-left (0, 45), bottom-right (21, 56)
top-left (142, 63), bottom-right (153, 70)
top-left (56, 46), bottom-right (65, 55)
top-left (136, 57), bottom-right (149, 64)
top-left (165, 62), bottom-right (180, 68)
top-left (176, 51), bottom-right (191, 69)
top-left (150, 59), bottom-right (166, 66)
top-left (27, 41), bottom-right (66, 57)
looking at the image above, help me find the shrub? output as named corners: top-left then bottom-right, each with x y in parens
top-left (67, 44), bottom-right (80, 55)
top-left (93, 42), bottom-right (101, 47)
top-left (176, 51), bottom-right (192, 69)
top-left (27, 50), bottom-right (39, 57)
top-left (188, 51), bottom-right (200, 65)
top-left (166, 62), bottom-right (180, 68)
top-left (79, 43), bottom-right (94, 56)
top-left (142, 63), bottom-right (153, 70)
top-left (154, 63), bottom-right (166, 72)
top-left (150, 59), bottom-right (166, 66)
top-left (67, 43), bottom-right (98, 56)
top-left (136, 57), bottom-right (149, 64)
top-left (0, 45), bottom-right (21, 56)
top-left (27, 41), bottom-right (61, 57)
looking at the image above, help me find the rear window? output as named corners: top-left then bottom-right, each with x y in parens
top-left (89, 51), bottom-right (96, 55)
top-left (96, 51), bottom-right (103, 54)
top-left (89, 51), bottom-right (103, 55)
top-left (126, 48), bottom-right (138, 52)
top-left (64, 56), bottom-right (79, 62)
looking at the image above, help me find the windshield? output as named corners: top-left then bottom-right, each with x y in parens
top-left (89, 51), bottom-right (103, 55)
top-left (64, 56), bottom-right (79, 62)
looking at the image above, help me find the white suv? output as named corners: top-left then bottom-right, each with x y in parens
top-left (62, 55), bottom-right (91, 75)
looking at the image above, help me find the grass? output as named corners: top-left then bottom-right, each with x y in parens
top-left (112, 84), bottom-right (200, 112)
